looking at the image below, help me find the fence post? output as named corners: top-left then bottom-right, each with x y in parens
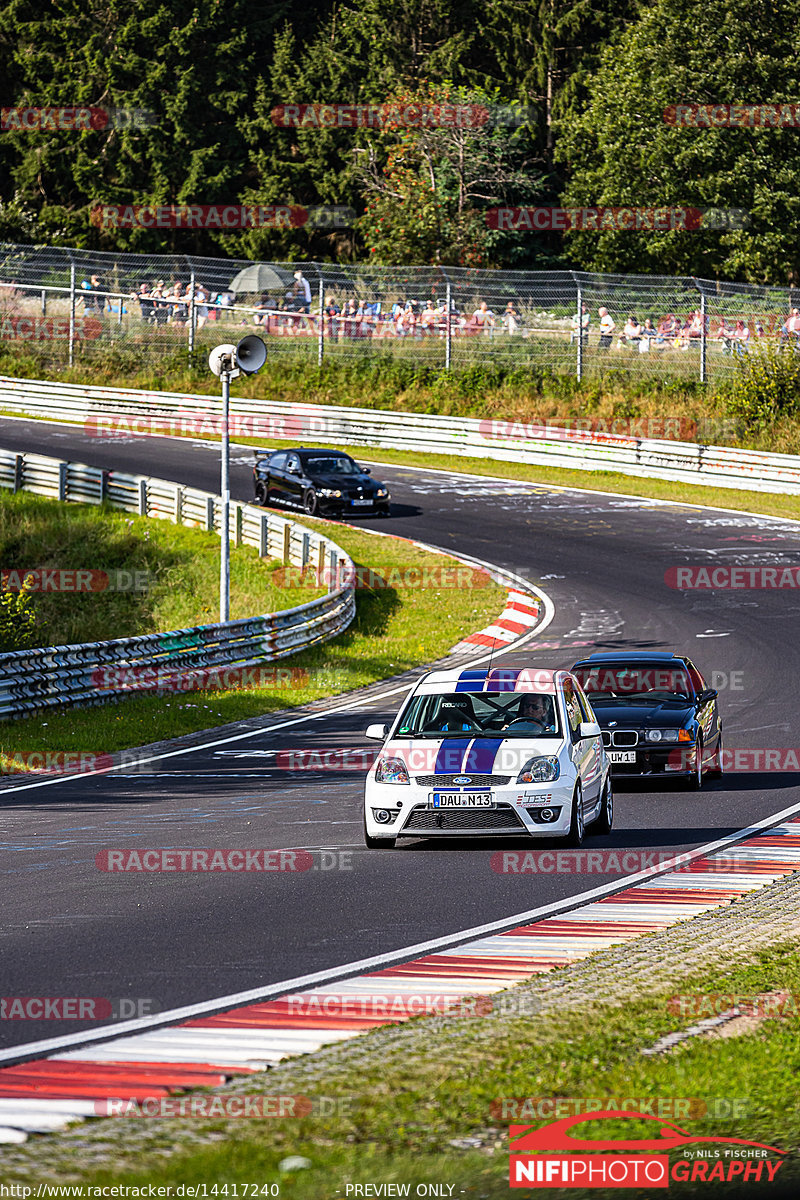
top-left (576, 281), bottom-right (583, 382)
top-left (318, 276), bottom-right (324, 366)
top-left (41, 289), bottom-right (46, 316)
top-left (68, 260), bottom-right (76, 368)
top-left (445, 281), bottom-right (452, 371)
top-left (700, 290), bottom-right (707, 385)
top-left (188, 264), bottom-right (196, 358)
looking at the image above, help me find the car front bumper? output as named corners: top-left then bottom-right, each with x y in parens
top-left (364, 781), bottom-right (575, 839)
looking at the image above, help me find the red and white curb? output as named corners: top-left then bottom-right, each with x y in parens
top-left (454, 589), bottom-right (542, 651)
top-left (1, 820), bottom-right (799, 1142)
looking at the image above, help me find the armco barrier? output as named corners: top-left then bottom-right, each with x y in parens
top-left (0, 449), bottom-right (355, 719)
top-left (1, 375), bottom-right (800, 495)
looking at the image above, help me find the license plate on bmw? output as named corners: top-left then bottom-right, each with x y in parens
top-left (608, 751), bottom-right (636, 763)
top-left (352, 498), bottom-right (373, 506)
top-left (429, 792), bottom-right (494, 808)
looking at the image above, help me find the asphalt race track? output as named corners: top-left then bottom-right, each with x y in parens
top-left (2, 415), bottom-right (799, 1055)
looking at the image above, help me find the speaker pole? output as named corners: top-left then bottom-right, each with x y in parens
top-left (220, 365), bottom-right (231, 623)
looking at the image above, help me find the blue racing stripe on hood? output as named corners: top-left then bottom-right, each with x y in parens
top-left (434, 738), bottom-right (472, 774)
top-left (455, 670), bottom-right (487, 692)
top-left (464, 738), bottom-right (503, 773)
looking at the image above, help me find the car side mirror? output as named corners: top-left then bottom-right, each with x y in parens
top-left (697, 688), bottom-right (717, 704)
top-left (578, 721), bottom-right (601, 739)
top-left (360, 466), bottom-right (371, 474)
top-left (287, 465), bottom-right (299, 475)
top-left (365, 723), bottom-right (388, 740)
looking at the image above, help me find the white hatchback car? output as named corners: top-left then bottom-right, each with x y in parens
top-left (363, 667), bottom-right (612, 848)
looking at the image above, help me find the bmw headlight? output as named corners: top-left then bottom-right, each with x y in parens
top-left (375, 756), bottom-right (409, 784)
top-left (376, 488), bottom-right (389, 498)
top-left (516, 755), bottom-right (560, 784)
top-left (646, 729), bottom-right (681, 743)
top-left (319, 488), bottom-right (342, 498)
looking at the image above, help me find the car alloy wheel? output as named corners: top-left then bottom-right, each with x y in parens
top-left (303, 488), bottom-right (319, 517)
top-left (594, 778), bottom-right (613, 833)
top-left (689, 738), bottom-right (704, 790)
top-left (254, 479), bottom-right (268, 506)
top-left (566, 785), bottom-right (585, 847)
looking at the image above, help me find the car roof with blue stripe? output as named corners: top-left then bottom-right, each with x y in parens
top-left (413, 667), bottom-right (567, 694)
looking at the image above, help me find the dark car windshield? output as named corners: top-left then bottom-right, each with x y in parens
top-left (302, 455), bottom-right (358, 476)
top-left (395, 691), bottom-right (562, 738)
top-left (573, 664), bottom-right (694, 703)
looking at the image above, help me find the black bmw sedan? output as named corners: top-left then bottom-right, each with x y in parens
top-left (570, 652), bottom-right (723, 789)
top-left (253, 447), bottom-right (391, 518)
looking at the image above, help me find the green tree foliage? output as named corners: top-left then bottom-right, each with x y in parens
top-left (0, 0), bottom-right (284, 252)
top-left (556, 0), bottom-right (800, 282)
top-left (354, 85), bottom-right (542, 265)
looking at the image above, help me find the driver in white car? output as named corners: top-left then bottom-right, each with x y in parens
top-left (504, 693), bottom-right (556, 733)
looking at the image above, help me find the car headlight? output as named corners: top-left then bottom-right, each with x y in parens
top-left (516, 755), bottom-right (560, 784)
top-left (645, 729), bottom-right (685, 743)
top-left (376, 488), bottom-right (389, 498)
top-left (375, 756), bottom-right (409, 784)
top-left (319, 488), bottom-right (342, 498)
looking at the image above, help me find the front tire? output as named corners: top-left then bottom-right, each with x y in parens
top-left (303, 488), bottom-right (319, 517)
top-left (709, 733), bottom-right (724, 779)
top-left (363, 815), bottom-right (396, 849)
top-left (565, 786), bottom-right (585, 847)
top-left (593, 778), bottom-right (614, 834)
top-left (688, 739), bottom-right (704, 790)
top-left (254, 479), bottom-right (268, 506)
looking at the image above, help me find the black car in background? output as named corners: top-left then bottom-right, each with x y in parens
top-left (253, 447), bottom-right (391, 518)
top-left (570, 652), bottom-right (723, 789)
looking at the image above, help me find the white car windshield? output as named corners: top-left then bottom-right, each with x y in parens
top-left (395, 691), bottom-right (561, 738)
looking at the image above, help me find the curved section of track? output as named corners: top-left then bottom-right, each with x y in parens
top-left (1, 416), bottom-right (799, 1055)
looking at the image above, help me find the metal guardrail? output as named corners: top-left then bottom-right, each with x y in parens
top-left (2, 375), bottom-right (800, 496)
top-left (0, 449), bottom-right (356, 719)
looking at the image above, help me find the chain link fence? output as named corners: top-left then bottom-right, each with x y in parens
top-left (2, 242), bottom-right (800, 380)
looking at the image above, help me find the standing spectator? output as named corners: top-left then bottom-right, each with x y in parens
top-left (598, 306), bottom-right (615, 349)
top-left (136, 283), bottom-right (155, 324)
top-left (289, 270), bottom-right (311, 313)
top-left (83, 273), bottom-right (107, 316)
top-left (323, 295), bottom-right (341, 341)
top-left (168, 280), bottom-right (188, 326)
top-left (150, 281), bottom-right (169, 326)
top-left (193, 283), bottom-right (210, 329)
top-left (570, 303), bottom-right (590, 343)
